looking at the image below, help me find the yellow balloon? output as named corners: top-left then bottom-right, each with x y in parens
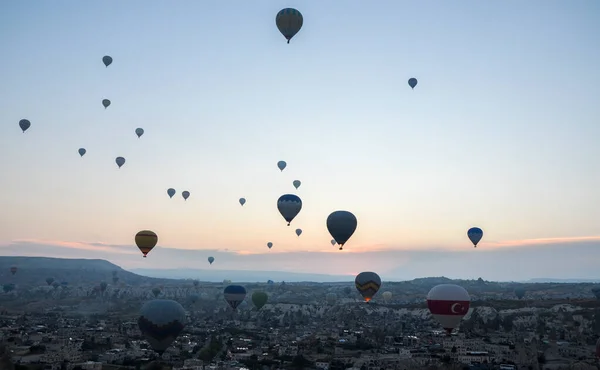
top-left (135, 230), bottom-right (158, 257)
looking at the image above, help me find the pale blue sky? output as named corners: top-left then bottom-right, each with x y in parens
top-left (1, 1), bottom-right (600, 279)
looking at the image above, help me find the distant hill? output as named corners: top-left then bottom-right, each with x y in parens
top-left (0, 256), bottom-right (170, 286)
top-left (129, 268), bottom-right (353, 283)
top-left (525, 278), bottom-right (600, 283)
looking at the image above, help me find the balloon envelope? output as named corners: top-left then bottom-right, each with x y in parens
top-left (427, 284), bottom-right (470, 334)
top-left (327, 211), bottom-right (357, 249)
top-left (19, 119), bottom-right (31, 133)
top-left (239, 198), bottom-right (246, 206)
top-left (408, 78), bottom-right (418, 89)
top-left (224, 285), bottom-right (247, 310)
top-left (267, 242), bottom-right (273, 249)
top-left (330, 239), bottom-right (337, 246)
top-left (182, 191), bottom-right (190, 200)
top-left (167, 188), bottom-right (176, 198)
top-left (293, 180), bottom-right (301, 189)
top-left (355, 272), bottom-right (381, 302)
top-left (115, 157), bottom-right (125, 168)
top-left (135, 128), bottom-right (144, 138)
top-left (10, 266), bottom-right (17, 275)
top-left (135, 230), bottom-right (158, 257)
top-left (102, 55), bottom-right (113, 67)
top-left (277, 160), bottom-right (287, 171)
top-left (277, 194), bottom-right (302, 225)
top-left (78, 148), bottom-right (86, 157)
top-left (382, 291), bottom-right (392, 302)
top-left (295, 228), bottom-right (302, 236)
top-left (102, 99), bottom-right (111, 108)
top-left (252, 291), bottom-right (268, 309)
top-left (138, 299), bottom-right (186, 354)
top-left (276, 8), bottom-right (303, 44)
top-left (467, 227), bottom-right (483, 247)
top-left (208, 256), bottom-right (215, 265)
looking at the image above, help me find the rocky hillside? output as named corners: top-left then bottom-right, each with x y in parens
top-left (0, 256), bottom-right (172, 286)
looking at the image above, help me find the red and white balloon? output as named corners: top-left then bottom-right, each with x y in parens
top-left (427, 284), bottom-right (470, 334)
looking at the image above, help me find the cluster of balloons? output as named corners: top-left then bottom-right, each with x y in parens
top-left (167, 188), bottom-right (190, 201)
top-left (353, 271), bottom-right (471, 335)
top-left (13, 7), bottom-right (491, 357)
top-left (19, 55), bottom-right (147, 167)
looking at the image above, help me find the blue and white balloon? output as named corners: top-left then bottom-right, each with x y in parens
top-left (467, 227), bottom-right (483, 248)
top-left (277, 194), bottom-right (302, 226)
top-left (224, 285), bottom-right (247, 310)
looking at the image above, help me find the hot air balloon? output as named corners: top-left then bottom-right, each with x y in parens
top-left (355, 272), bottom-right (381, 302)
top-left (224, 285), bottom-right (247, 310)
top-left (467, 227), bottom-right (483, 247)
top-left (326, 292), bottom-right (337, 304)
top-left (10, 266), bottom-right (17, 275)
top-left (135, 230), bottom-right (158, 257)
top-left (138, 299), bottom-right (186, 355)
top-left (276, 8), bottom-right (303, 44)
top-left (102, 99), bottom-right (111, 109)
top-left (193, 280), bottom-right (199, 288)
top-left (295, 228), bottom-right (302, 237)
top-left (267, 242), bottom-right (273, 249)
top-left (115, 157), bottom-right (125, 168)
top-left (152, 287), bottom-right (161, 297)
top-left (102, 56), bottom-right (113, 67)
top-left (330, 239), bottom-right (337, 246)
top-left (208, 256), bottom-right (215, 265)
top-left (327, 211), bottom-right (357, 250)
top-left (427, 284), bottom-right (470, 335)
top-left (182, 191), bottom-right (190, 201)
top-left (19, 119), bottom-right (31, 133)
top-left (277, 160), bottom-right (287, 171)
top-left (46, 277), bottom-right (54, 286)
top-left (293, 180), bottom-right (301, 189)
top-left (382, 291), bottom-right (392, 303)
top-left (167, 188), bottom-right (176, 198)
top-left (514, 287), bottom-right (526, 300)
top-left (239, 198), bottom-right (246, 206)
top-left (78, 148), bottom-right (86, 157)
top-left (277, 194), bottom-right (302, 226)
top-left (135, 128), bottom-right (144, 138)
top-left (408, 78), bottom-right (418, 89)
top-left (252, 291), bottom-right (268, 310)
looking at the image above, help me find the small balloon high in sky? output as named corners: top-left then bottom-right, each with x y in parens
top-left (276, 8), bottom-right (303, 44)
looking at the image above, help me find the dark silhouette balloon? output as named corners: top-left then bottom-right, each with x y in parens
top-left (327, 211), bottom-right (357, 250)
top-left (19, 119), bottom-right (31, 133)
top-left (102, 56), bottom-right (113, 67)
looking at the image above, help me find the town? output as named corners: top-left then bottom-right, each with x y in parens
top-left (2, 258), bottom-right (600, 370)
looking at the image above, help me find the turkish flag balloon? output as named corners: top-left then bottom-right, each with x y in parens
top-left (427, 284), bottom-right (470, 334)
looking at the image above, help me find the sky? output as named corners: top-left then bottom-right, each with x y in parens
top-left (1, 1), bottom-right (600, 281)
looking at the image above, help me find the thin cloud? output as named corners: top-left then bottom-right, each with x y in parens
top-left (484, 235), bottom-right (600, 249)
top-left (2, 237), bottom-right (600, 281)
top-left (4, 239), bottom-right (137, 255)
